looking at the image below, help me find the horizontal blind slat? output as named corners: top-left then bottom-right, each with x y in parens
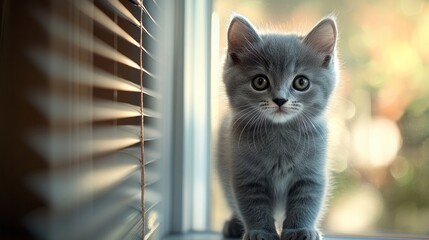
top-left (144, 188), bottom-right (161, 215)
top-left (31, 50), bottom-right (160, 94)
top-left (104, 0), bottom-right (157, 41)
top-left (76, 0), bottom-right (140, 48)
top-left (27, 189), bottom-right (141, 240)
top-left (32, 93), bottom-right (142, 122)
top-left (144, 167), bottom-right (160, 187)
top-left (143, 107), bottom-right (161, 118)
top-left (92, 100), bottom-right (141, 120)
top-left (95, 208), bottom-right (142, 240)
top-left (77, 0), bottom-right (158, 61)
top-left (105, 0), bottom-right (141, 27)
top-left (120, 147), bottom-right (159, 165)
top-left (143, 150), bottom-right (160, 165)
top-left (139, 2), bottom-right (159, 28)
top-left (30, 125), bottom-right (142, 163)
top-left (33, 9), bottom-right (141, 70)
top-left (74, 1), bottom-right (140, 47)
top-left (143, 127), bottom-right (161, 141)
top-left (29, 153), bottom-right (141, 210)
top-left (119, 146), bottom-right (142, 159)
top-left (142, 87), bottom-right (161, 99)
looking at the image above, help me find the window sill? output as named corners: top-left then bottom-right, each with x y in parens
top-left (162, 232), bottom-right (428, 240)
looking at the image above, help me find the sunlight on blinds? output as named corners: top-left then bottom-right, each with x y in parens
top-left (30, 126), bottom-right (141, 163)
top-left (32, 8), bottom-right (143, 71)
top-left (24, 0), bottom-right (161, 239)
top-left (30, 50), bottom-right (162, 95)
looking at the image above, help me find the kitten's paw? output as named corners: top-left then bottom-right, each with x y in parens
top-left (223, 217), bottom-right (244, 238)
top-left (280, 228), bottom-right (321, 240)
top-left (243, 229), bottom-right (279, 240)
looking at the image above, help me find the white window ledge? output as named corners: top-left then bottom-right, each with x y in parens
top-left (163, 232), bottom-right (427, 240)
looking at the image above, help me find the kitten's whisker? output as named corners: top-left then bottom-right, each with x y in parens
top-left (263, 115), bottom-right (269, 142)
top-left (255, 112), bottom-right (266, 150)
top-left (235, 103), bottom-right (256, 108)
top-left (249, 111), bottom-right (264, 150)
top-left (251, 113), bottom-right (260, 150)
top-left (254, 112), bottom-right (265, 149)
top-left (240, 109), bottom-right (261, 150)
top-left (299, 116), bottom-right (311, 153)
top-left (303, 116), bottom-right (316, 152)
top-left (232, 107), bottom-right (260, 130)
top-left (301, 111), bottom-right (325, 141)
top-left (301, 105), bottom-right (325, 118)
top-left (232, 106), bottom-right (258, 125)
top-left (294, 119), bottom-right (303, 155)
top-left (299, 112), bottom-right (326, 153)
top-left (260, 114), bottom-right (268, 148)
top-left (235, 108), bottom-right (261, 149)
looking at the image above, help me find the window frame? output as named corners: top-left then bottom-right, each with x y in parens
top-left (156, 0), bottom-right (213, 236)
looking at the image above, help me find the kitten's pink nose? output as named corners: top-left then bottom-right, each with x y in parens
top-left (273, 98), bottom-right (288, 106)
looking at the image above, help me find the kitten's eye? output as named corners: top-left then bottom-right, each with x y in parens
top-left (252, 75), bottom-right (269, 91)
top-left (292, 75), bottom-right (310, 91)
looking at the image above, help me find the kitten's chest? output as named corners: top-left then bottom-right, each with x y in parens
top-left (269, 156), bottom-right (293, 225)
top-left (268, 156), bottom-right (294, 198)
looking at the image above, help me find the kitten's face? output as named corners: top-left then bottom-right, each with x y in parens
top-left (224, 16), bottom-right (338, 125)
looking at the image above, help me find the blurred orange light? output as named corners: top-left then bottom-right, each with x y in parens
top-left (351, 117), bottom-right (402, 168)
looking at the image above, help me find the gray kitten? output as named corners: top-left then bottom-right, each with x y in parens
top-left (217, 15), bottom-right (338, 240)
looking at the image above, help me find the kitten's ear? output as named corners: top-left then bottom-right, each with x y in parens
top-left (303, 17), bottom-right (337, 54)
top-left (227, 15), bottom-right (261, 56)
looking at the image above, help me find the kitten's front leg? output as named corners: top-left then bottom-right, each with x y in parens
top-left (233, 173), bottom-right (279, 240)
top-left (281, 176), bottom-right (325, 240)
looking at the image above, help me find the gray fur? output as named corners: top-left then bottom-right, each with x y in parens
top-left (217, 15), bottom-right (338, 240)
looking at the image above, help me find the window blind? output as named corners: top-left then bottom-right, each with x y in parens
top-left (17, 0), bottom-right (160, 239)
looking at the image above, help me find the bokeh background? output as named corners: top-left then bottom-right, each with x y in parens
top-left (211, 0), bottom-right (429, 236)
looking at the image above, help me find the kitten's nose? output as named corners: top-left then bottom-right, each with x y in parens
top-left (273, 98), bottom-right (288, 106)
